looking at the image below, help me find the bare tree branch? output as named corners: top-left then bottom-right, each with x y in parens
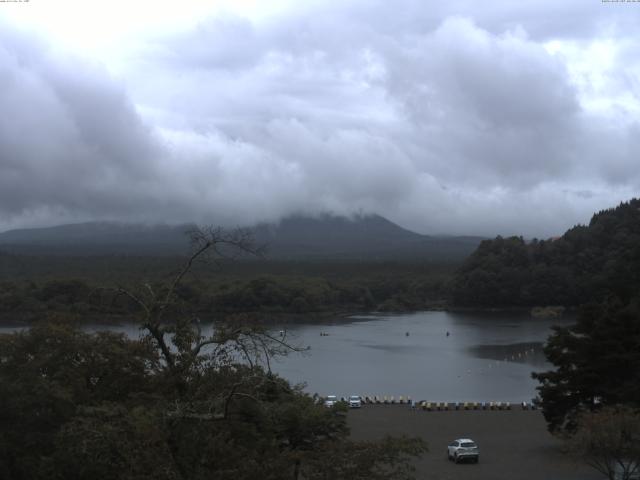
top-left (107, 226), bottom-right (301, 389)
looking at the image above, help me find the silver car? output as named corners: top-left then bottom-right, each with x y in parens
top-left (447, 438), bottom-right (479, 464)
top-left (348, 395), bottom-right (362, 408)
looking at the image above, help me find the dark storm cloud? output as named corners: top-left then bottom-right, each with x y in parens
top-left (1, 1), bottom-right (639, 236)
top-left (0, 25), bottom-right (163, 222)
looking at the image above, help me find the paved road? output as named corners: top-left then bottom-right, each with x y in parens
top-left (348, 405), bottom-right (603, 480)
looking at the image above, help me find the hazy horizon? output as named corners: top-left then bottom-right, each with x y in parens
top-left (0, 208), bottom-right (602, 240)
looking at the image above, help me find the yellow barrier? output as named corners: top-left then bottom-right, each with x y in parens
top-left (346, 396), bottom-right (528, 411)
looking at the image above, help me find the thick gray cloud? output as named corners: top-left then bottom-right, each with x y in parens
top-left (0, 29), bottom-right (156, 219)
top-left (1, 1), bottom-right (639, 236)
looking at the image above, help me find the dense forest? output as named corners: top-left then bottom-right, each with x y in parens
top-left (528, 201), bottom-right (640, 437)
top-left (0, 214), bottom-right (469, 322)
top-left (452, 198), bottom-right (640, 308)
top-left (0, 256), bottom-right (454, 323)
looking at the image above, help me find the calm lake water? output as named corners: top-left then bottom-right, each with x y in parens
top-left (267, 311), bottom-right (571, 402)
top-left (0, 311), bottom-right (572, 402)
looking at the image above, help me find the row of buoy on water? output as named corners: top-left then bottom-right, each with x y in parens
top-left (502, 347), bottom-right (537, 363)
top-left (458, 347), bottom-right (539, 379)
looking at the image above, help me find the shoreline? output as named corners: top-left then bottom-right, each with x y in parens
top-left (0, 304), bottom-right (577, 327)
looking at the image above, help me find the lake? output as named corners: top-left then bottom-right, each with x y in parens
top-left (268, 311), bottom-right (570, 403)
top-left (0, 310), bottom-right (571, 403)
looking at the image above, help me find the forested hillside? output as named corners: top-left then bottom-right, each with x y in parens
top-left (528, 200), bottom-right (640, 433)
top-left (0, 258), bottom-right (454, 322)
top-left (452, 199), bottom-right (640, 307)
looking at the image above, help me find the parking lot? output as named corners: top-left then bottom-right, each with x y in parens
top-left (348, 405), bottom-right (603, 480)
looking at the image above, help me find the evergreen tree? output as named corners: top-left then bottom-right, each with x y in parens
top-left (452, 198), bottom-right (640, 307)
top-left (532, 296), bottom-right (640, 433)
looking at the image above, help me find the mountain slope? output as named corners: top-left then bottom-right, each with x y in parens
top-left (0, 222), bottom-right (192, 256)
top-left (0, 215), bottom-right (484, 261)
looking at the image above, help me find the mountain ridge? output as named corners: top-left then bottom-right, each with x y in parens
top-left (0, 214), bottom-right (484, 261)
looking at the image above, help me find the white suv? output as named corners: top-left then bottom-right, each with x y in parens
top-left (324, 395), bottom-right (338, 407)
top-left (348, 395), bottom-right (362, 408)
top-left (447, 438), bottom-right (479, 464)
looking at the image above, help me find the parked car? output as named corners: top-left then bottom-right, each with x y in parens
top-left (447, 438), bottom-right (479, 463)
top-left (324, 395), bottom-right (338, 407)
top-left (348, 395), bottom-right (362, 408)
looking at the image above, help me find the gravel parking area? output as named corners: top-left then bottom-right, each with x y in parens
top-left (348, 405), bottom-right (602, 480)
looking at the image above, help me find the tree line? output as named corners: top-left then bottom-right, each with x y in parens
top-left (452, 198), bottom-right (640, 307)
top-left (0, 265), bottom-right (452, 322)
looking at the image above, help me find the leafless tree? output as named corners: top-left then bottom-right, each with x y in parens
top-left (115, 226), bottom-right (302, 378)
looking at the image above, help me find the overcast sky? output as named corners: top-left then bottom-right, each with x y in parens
top-left (1, 0), bottom-right (639, 236)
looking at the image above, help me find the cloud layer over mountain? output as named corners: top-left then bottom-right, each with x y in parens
top-left (1, 0), bottom-right (639, 236)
